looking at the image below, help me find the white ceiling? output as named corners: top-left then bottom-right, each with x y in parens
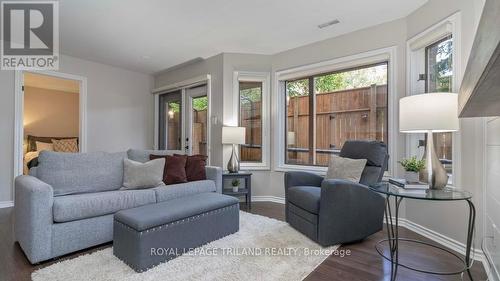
top-left (58, 0), bottom-right (427, 73)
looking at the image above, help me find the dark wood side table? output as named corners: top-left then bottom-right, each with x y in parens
top-left (222, 171), bottom-right (252, 209)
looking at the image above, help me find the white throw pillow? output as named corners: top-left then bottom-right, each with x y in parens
top-left (36, 141), bottom-right (54, 152)
top-left (325, 155), bottom-right (367, 183)
top-left (122, 158), bottom-right (165, 190)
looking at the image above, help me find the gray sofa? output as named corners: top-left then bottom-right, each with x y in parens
top-left (14, 149), bottom-right (222, 264)
top-left (284, 140), bottom-right (388, 246)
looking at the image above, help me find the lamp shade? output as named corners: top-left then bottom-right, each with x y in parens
top-left (222, 126), bottom-right (246, 144)
top-left (399, 93), bottom-right (459, 133)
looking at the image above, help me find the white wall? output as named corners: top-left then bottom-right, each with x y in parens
top-left (486, 116), bottom-right (500, 277)
top-left (404, 0), bottom-right (486, 246)
top-left (152, 0), bottom-right (487, 248)
top-left (0, 55), bottom-right (154, 203)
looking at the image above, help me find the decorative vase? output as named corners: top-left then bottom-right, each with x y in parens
top-left (232, 185), bottom-right (239, 192)
top-left (405, 171), bottom-right (419, 183)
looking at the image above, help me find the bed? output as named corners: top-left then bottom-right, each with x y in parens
top-left (23, 135), bottom-right (79, 174)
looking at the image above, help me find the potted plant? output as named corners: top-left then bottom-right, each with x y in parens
top-left (399, 156), bottom-right (425, 183)
top-left (231, 179), bottom-right (240, 192)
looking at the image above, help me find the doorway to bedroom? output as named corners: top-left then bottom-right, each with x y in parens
top-left (15, 71), bottom-right (87, 176)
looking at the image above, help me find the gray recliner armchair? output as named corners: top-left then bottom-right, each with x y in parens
top-left (284, 140), bottom-right (389, 246)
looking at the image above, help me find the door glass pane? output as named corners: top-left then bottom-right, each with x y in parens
top-left (158, 91), bottom-right (181, 150)
top-left (167, 101), bottom-right (181, 150)
top-left (191, 96), bottom-right (208, 156)
top-left (426, 36), bottom-right (453, 179)
top-left (314, 63), bottom-right (388, 166)
top-left (285, 78), bottom-right (312, 165)
top-left (239, 81), bottom-right (262, 162)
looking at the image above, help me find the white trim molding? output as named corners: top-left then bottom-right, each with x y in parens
top-left (233, 71), bottom-right (271, 170)
top-left (0, 201), bottom-right (14, 209)
top-left (273, 46), bottom-right (398, 176)
top-left (13, 70), bottom-right (88, 182)
top-left (385, 216), bottom-right (486, 263)
top-left (251, 196), bottom-right (285, 205)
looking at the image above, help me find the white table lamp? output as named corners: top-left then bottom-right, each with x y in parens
top-left (400, 93), bottom-right (459, 189)
top-left (222, 126), bottom-right (246, 173)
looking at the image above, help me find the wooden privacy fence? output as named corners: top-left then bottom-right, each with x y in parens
top-left (166, 85), bottom-right (390, 166)
top-left (287, 84), bottom-right (388, 166)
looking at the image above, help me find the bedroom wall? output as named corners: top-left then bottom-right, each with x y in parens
top-left (24, 87), bottom-right (80, 140)
top-left (0, 54), bottom-right (154, 204)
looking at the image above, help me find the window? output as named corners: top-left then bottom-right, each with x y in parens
top-left (425, 35), bottom-right (453, 178)
top-left (407, 14), bottom-right (460, 185)
top-left (239, 81), bottom-right (263, 162)
top-left (158, 90), bottom-right (182, 151)
top-left (284, 62), bottom-right (389, 166)
top-left (235, 71), bottom-right (270, 169)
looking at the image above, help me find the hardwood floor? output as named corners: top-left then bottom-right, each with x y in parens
top-left (0, 202), bottom-right (487, 281)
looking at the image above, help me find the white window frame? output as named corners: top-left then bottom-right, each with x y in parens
top-left (233, 71), bottom-right (271, 170)
top-left (406, 12), bottom-right (462, 187)
top-left (273, 46), bottom-right (398, 175)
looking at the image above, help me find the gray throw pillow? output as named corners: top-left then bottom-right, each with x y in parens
top-left (122, 158), bottom-right (165, 190)
top-left (325, 155), bottom-right (367, 183)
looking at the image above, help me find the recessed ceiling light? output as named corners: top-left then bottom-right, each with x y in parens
top-left (141, 55), bottom-right (151, 60)
top-left (318, 19), bottom-right (340, 29)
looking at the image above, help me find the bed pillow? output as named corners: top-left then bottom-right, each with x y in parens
top-left (52, 138), bottom-right (78, 153)
top-left (150, 154), bottom-right (188, 185)
top-left (325, 154), bottom-right (367, 183)
top-left (36, 141), bottom-right (53, 152)
top-left (122, 158), bottom-right (165, 190)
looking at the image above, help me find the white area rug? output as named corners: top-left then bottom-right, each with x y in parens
top-left (32, 211), bottom-right (338, 281)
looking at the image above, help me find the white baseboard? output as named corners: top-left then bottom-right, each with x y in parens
top-left (0, 201), bottom-right (14, 209)
top-left (251, 196), bottom-right (285, 204)
top-left (385, 216), bottom-right (486, 263)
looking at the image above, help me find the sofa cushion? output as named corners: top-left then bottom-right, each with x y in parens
top-left (122, 158), bottom-right (165, 189)
top-left (127, 149), bottom-right (172, 163)
top-left (150, 154), bottom-right (187, 185)
top-left (185, 155), bottom-right (208, 181)
top-left (36, 151), bottom-right (126, 196)
top-left (153, 180), bottom-right (216, 202)
top-left (287, 186), bottom-right (321, 214)
top-left (53, 189), bottom-right (156, 222)
top-left (115, 193), bottom-right (239, 231)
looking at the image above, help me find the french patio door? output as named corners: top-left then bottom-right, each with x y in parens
top-left (158, 85), bottom-right (208, 159)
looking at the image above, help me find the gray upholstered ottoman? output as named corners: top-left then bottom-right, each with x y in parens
top-left (113, 192), bottom-right (239, 272)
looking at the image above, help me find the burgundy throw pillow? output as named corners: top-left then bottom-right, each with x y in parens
top-left (185, 155), bottom-right (207, 181)
top-left (150, 154), bottom-right (187, 185)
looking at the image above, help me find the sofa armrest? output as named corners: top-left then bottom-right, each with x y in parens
top-left (205, 166), bottom-right (223, 193)
top-left (14, 175), bottom-right (54, 263)
top-left (317, 179), bottom-right (385, 245)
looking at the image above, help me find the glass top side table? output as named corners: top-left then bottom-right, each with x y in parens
top-left (369, 181), bottom-right (475, 281)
